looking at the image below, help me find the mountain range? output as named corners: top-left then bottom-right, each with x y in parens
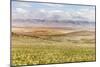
top-left (12, 18), bottom-right (95, 28)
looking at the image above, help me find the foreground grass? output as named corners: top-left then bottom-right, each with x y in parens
top-left (12, 34), bottom-right (95, 66)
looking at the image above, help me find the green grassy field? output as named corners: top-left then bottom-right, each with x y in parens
top-left (12, 30), bottom-right (96, 66)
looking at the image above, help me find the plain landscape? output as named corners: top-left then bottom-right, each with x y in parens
top-left (12, 1), bottom-right (95, 66)
top-left (12, 27), bottom-right (95, 66)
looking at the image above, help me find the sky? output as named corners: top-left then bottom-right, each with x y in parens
top-left (12, 1), bottom-right (95, 27)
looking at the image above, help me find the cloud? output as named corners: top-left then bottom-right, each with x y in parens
top-left (16, 8), bottom-right (27, 13)
top-left (50, 10), bottom-right (63, 13)
top-left (13, 8), bottom-right (95, 22)
top-left (39, 9), bottom-right (47, 13)
top-left (76, 8), bottom-right (95, 22)
top-left (12, 1), bottom-right (95, 22)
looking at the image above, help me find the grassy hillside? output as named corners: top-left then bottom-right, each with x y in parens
top-left (12, 28), bottom-right (96, 66)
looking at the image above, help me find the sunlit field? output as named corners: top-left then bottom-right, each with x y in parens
top-left (12, 28), bottom-right (96, 66)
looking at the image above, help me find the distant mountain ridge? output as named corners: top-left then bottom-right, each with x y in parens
top-left (12, 18), bottom-right (95, 28)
